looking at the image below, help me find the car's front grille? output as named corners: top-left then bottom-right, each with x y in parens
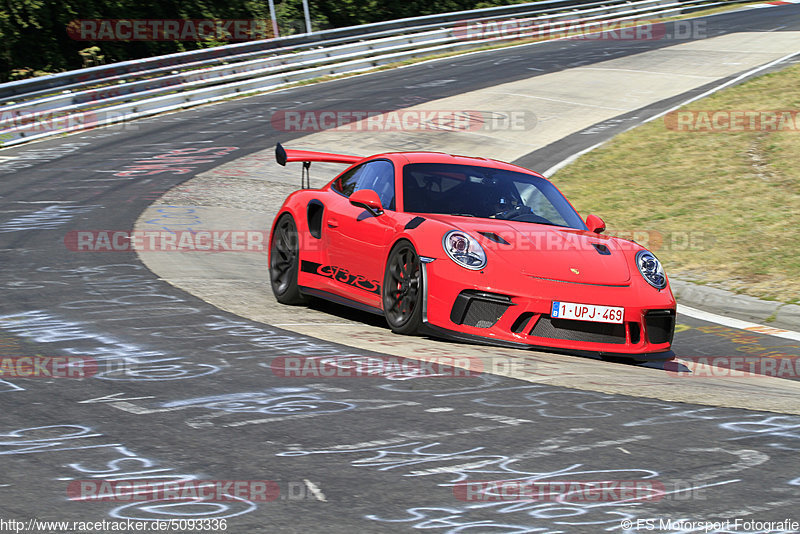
top-left (450, 291), bottom-right (512, 329)
top-left (462, 300), bottom-right (507, 328)
top-left (645, 310), bottom-right (675, 344)
top-left (529, 315), bottom-right (626, 344)
top-left (629, 321), bottom-right (641, 345)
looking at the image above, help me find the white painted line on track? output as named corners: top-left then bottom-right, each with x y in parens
top-left (15, 200), bottom-right (74, 204)
top-left (273, 323), bottom-right (355, 326)
top-left (576, 67), bottom-right (716, 79)
top-left (678, 304), bottom-right (800, 341)
top-left (543, 48), bottom-right (800, 341)
top-left (488, 91), bottom-right (630, 111)
top-left (543, 47), bottom-right (800, 178)
top-left (638, 48), bottom-right (800, 124)
top-left (542, 140), bottom-right (606, 177)
top-left (303, 480), bottom-right (327, 502)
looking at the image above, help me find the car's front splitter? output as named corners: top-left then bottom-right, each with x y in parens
top-left (421, 258), bottom-right (676, 357)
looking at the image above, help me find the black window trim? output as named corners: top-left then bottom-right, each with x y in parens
top-left (331, 158), bottom-right (397, 211)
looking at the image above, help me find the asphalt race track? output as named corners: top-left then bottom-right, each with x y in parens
top-left (1, 6), bottom-right (800, 533)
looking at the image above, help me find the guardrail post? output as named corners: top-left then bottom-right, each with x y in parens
top-left (303, 0), bottom-right (313, 34)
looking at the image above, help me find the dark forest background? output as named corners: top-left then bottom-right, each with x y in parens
top-left (0, 0), bottom-right (533, 82)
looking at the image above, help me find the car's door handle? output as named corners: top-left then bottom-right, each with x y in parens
top-left (327, 218), bottom-right (338, 228)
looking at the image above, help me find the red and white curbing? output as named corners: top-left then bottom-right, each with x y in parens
top-left (749, 0), bottom-right (800, 8)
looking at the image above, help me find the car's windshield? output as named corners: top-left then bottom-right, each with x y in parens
top-left (402, 163), bottom-right (587, 230)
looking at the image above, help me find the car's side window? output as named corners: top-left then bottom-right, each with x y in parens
top-left (355, 160), bottom-right (395, 210)
top-left (333, 159), bottom-right (396, 211)
top-left (332, 164), bottom-right (365, 197)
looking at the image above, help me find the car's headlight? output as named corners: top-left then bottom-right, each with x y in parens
top-left (636, 250), bottom-right (667, 289)
top-left (443, 231), bottom-right (487, 270)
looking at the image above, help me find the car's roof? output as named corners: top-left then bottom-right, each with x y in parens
top-left (370, 151), bottom-right (543, 176)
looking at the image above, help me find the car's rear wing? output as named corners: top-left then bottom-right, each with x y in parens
top-left (276, 143), bottom-right (362, 189)
top-left (276, 143), bottom-right (361, 166)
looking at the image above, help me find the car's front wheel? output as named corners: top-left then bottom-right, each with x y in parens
top-left (269, 213), bottom-right (307, 304)
top-left (383, 241), bottom-right (423, 334)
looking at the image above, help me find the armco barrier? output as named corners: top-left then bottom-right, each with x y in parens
top-left (0, 0), bottom-right (645, 99)
top-left (0, 0), bottom-right (751, 148)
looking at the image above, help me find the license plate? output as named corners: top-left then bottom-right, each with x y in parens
top-left (551, 301), bottom-right (624, 324)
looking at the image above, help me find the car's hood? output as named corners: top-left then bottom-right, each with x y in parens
top-left (425, 214), bottom-right (632, 286)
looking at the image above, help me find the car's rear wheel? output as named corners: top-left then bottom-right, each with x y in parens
top-left (269, 213), bottom-right (307, 304)
top-left (383, 241), bottom-right (423, 334)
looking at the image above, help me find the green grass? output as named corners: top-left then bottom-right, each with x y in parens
top-left (551, 63), bottom-right (800, 303)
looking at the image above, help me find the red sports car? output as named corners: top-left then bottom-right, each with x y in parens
top-left (269, 144), bottom-right (676, 361)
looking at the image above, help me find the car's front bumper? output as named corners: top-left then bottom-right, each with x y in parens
top-left (421, 259), bottom-right (676, 358)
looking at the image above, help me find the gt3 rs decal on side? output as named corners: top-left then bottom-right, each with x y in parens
top-left (301, 261), bottom-right (381, 294)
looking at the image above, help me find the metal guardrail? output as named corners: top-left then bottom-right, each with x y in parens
top-left (0, 0), bottom-right (630, 100)
top-left (0, 0), bottom-right (750, 148)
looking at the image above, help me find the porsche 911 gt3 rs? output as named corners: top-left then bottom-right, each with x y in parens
top-left (268, 144), bottom-right (676, 361)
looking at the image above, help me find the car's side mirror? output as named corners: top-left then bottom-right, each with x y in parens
top-left (349, 189), bottom-right (384, 217)
top-left (586, 214), bottom-right (605, 234)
